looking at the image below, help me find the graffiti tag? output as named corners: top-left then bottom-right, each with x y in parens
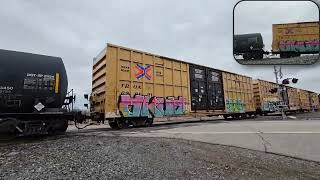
top-left (279, 40), bottom-right (320, 52)
top-left (262, 101), bottom-right (280, 112)
top-left (225, 99), bottom-right (245, 113)
top-left (118, 95), bottom-right (186, 117)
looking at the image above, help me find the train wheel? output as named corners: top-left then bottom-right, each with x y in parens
top-left (56, 119), bottom-right (68, 135)
top-left (47, 128), bottom-right (56, 136)
top-left (108, 121), bottom-right (119, 129)
top-left (234, 114), bottom-right (241, 120)
top-left (280, 52), bottom-right (296, 58)
top-left (292, 52), bottom-right (300, 57)
top-left (144, 118), bottom-right (153, 127)
top-left (256, 52), bottom-right (263, 59)
top-left (240, 114), bottom-right (247, 119)
top-left (48, 119), bottom-right (68, 135)
top-left (243, 54), bottom-right (250, 60)
top-left (132, 118), bottom-right (146, 127)
top-left (117, 118), bottom-right (129, 129)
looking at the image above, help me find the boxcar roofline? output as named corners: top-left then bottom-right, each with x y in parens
top-left (105, 43), bottom-right (253, 79)
top-left (272, 21), bottom-right (319, 25)
top-left (94, 43), bottom-right (319, 94)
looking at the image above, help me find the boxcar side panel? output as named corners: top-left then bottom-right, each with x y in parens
top-left (286, 87), bottom-right (300, 111)
top-left (252, 79), bottom-right (280, 112)
top-left (103, 44), bottom-right (191, 118)
top-left (272, 22), bottom-right (320, 53)
top-left (298, 89), bottom-right (311, 111)
top-left (309, 92), bottom-right (319, 110)
top-left (222, 72), bottom-right (255, 113)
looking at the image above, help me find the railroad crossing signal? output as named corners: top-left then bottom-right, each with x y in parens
top-left (282, 79), bottom-right (290, 84)
top-left (282, 78), bottom-right (298, 85)
top-left (292, 78), bottom-right (298, 83)
top-left (84, 94), bottom-right (89, 99)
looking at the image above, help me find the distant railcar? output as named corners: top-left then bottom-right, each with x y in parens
top-left (284, 86), bottom-right (301, 112)
top-left (234, 33), bottom-right (265, 60)
top-left (298, 89), bottom-right (312, 111)
top-left (272, 21), bottom-right (320, 58)
top-left (234, 21), bottom-right (319, 60)
top-left (252, 79), bottom-right (280, 115)
top-left (308, 91), bottom-right (319, 111)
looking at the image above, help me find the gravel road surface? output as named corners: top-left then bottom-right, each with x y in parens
top-left (1, 135), bottom-right (320, 180)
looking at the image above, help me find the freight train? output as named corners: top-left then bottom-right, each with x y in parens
top-left (90, 44), bottom-right (319, 129)
top-left (253, 79), bottom-right (319, 115)
top-left (0, 49), bottom-right (75, 136)
top-left (0, 44), bottom-right (319, 135)
top-left (234, 21), bottom-right (320, 60)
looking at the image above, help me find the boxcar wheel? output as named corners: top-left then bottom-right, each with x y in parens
top-left (108, 121), bottom-right (119, 129)
top-left (240, 114), bottom-right (247, 119)
top-left (280, 52), bottom-right (288, 58)
top-left (223, 115), bottom-right (228, 120)
top-left (117, 119), bottom-right (129, 129)
top-left (243, 53), bottom-right (250, 60)
top-left (145, 118), bottom-right (153, 127)
top-left (233, 115), bottom-right (241, 120)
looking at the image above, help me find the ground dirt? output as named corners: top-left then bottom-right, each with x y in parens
top-left (1, 135), bottom-right (319, 180)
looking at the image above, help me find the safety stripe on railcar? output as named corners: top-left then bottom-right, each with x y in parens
top-left (55, 73), bottom-right (60, 94)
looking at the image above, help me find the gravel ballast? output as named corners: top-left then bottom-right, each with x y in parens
top-left (236, 55), bottom-right (319, 65)
top-left (1, 135), bottom-right (320, 180)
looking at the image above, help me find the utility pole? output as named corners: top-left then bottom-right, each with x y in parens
top-left (274, 66), bottom-right (287, 120)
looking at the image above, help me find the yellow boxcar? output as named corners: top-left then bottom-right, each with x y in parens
top-left (298, 89), bottom-right (311, 111)
top-left (309, 91), bottom-right (319, 111)
top-left (91, 43), bottom-right (258, 127)
top-left (272, 21), bottom-right (319, 56)
top-left (252, 79), bottom-right (280, 113)
top-left (222, 72), bottom-right (256, 114)
top-left (286, 86), bottom-right (300, 111)
top-left (91, 43), bottom-right (191, 122)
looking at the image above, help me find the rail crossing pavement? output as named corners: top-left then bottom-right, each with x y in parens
top-left (68, 117), bottom-right (320, 162)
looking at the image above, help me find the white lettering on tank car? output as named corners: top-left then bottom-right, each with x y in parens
top-left (0, 86), bottom-right (13, 90)
top-left (27, 73), bottom-right (37, 77)
top-left (27, 73), bottom-right (54, 79)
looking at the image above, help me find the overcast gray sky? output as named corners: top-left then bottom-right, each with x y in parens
top-left (234, 0), bottom-right (319, 51)
top-left (0, 0), bottom-right (319, 108)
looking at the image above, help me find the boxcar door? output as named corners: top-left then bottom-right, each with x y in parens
top-left (190, 65), bottom-right (208, 110)
top-left (207, 69), bottom-right (225, 110)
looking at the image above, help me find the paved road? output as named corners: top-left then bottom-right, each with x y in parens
top-left (69, 117), bottom-right (320, 162)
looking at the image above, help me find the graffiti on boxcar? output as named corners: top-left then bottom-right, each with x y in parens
top-left (279, 40), bottom-right (319, 52)
top-left (225, 99), bottom-right (245, 113)
top-left (118, 95), bottom-right (186, 117)
top-left (262, 100), bottom-right (280, 112)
